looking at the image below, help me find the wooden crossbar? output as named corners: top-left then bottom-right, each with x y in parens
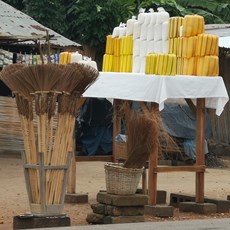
top-left (154, 165), bottom-right (205, 173)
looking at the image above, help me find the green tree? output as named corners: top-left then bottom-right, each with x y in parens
top-left (3, 0), bottom-right (25, 11)
top-left (139, 0), bottom-right (230, 24)
top-left (65, 0), bottom-right (135, 61)
top-left (23, 0), bottom-right (66, 34)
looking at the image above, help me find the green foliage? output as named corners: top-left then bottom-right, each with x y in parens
top-left (139, 0), bottom-right (188, 17)
top-left (176, 0), bottom-right (230, 23)
top-left (65, 0), bottom-right (135, 51)
top-left (3, 0), bottom-right (24, 10)
top-left (23, 0), bottom-right (66, 34)
top-left (139, 0), bottom-right (230, 24)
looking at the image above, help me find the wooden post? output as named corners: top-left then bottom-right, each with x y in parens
top-left (67, 125), bottom-right (76, 194)
top-left (38, 152), bottom-right (46, 212)
top-left (195, 98), bottom-right (205, 203)
top-left (67, 98), bottom-right (86, 193)
top-left (148, 103), bottom-right (159, 205)
top-left (113, 99), bottom-right (122, 162)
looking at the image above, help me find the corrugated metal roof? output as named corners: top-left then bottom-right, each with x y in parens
top-left (205, 24), bottom-right (230, 49)
top-left (0, 0), bottom-right (81, 48)
top-left (205, 24), bottom-right (230, 37)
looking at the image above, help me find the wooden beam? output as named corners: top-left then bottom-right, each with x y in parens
top-left (67, 97), bottom-right (86, 194)
top-left (113, 99), bottom-right (122, 162)
top-left (156, 165), bottom-right (205, 173)
top-left (185, 99), bottom-right (197, 115)
top-left (148, 103), bottom-right (159, 205)
top-left (75, 155), bottom-right (113, 162)
top-left (195, 98), bottom-right (205, 203)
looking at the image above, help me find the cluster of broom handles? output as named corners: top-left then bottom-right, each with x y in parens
top-left (17, 91), bottom-right (82, 204)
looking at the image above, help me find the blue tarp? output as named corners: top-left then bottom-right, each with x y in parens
top-left (77, 101), bottom-right (212, 159)
top-left (160, 104), bottom-right (212, 160)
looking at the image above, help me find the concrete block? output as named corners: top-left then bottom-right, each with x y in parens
top-left (65, 193), bottom-right (88, 204)
top-left (136, 189), bottom-right (167, 204)
top-left (170, 193), bottom-right (230, 213)
top-left (106, 205), bottom-right (144, 216)
top-left (97, 192), bottom-right (148, 207)
top-left (103, 215), bottom-right (145, 224)
top-left (145, 205), bottom-right (174, 217)
top-left (179, 202), bottom-right (217, 214)
top-left (13, 215), bottom-right (70, 229)
top-left (91, 203), bottom-right (105, 215)
top-left (170, 193), bottom-right (195, 208)
top-left (91, 203), bottom-right (144, 216)
top-left (205, 198), bottom-right (230, 213)
top-left (86, 213), bottom-right (104, 224)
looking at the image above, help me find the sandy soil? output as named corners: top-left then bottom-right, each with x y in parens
top-left (0, 156), bottom-right (230, 229)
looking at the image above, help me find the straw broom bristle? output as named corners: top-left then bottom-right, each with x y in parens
top-left (0, 64), bottom-right (29, 96)
top-left (123, 110), bottom-right (161, 169)
top-left (57, 63), bottom-right (99, 95)
top-left (0, 63), bottom-right (99, 206)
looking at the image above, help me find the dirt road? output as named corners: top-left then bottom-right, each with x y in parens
top-left (0, 156), bottom-right (230, 229)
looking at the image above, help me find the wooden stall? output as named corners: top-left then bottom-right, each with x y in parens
top-left (83, 72), bottom-right (229, 205)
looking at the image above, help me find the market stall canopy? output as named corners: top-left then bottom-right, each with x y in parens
top-left (205, 24), bottom-right (230, 49)
top-left (0, 0), bottom-right (81, 48)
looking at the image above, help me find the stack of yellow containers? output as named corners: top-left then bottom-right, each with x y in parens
top-left (59, 51), bottom-right (72, 64)
top-left (102, 34), bottom-right (133, 72)
top-left (145, 53), bottom-right (176, 75)
top-left (196, 34), bottom-right (219, 76)
top-left (119, 36), bottom-right (133, 72)
top-left (102, 35), bottom-right (114, 72)
top-left (168, 17), bottom-right (183, 55)
top-left (177, 15), bottom-right (204, 75)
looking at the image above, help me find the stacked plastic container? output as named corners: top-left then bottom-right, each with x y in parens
top-left (103, 10), bottom-right (219, 77)
top-left (132, 8), bottom-right (170, 73)
top-left (170, 15), bottom-right (219, 76)
top-left (103, 22), bottom-right (134, 72)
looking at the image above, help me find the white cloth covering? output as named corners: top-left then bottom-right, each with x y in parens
top-left (83, 72), bottom-right (229, 116)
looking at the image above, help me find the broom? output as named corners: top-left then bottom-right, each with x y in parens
top-left (48, 63), bottom-right (99, 204)
top-left (0, 63), bottom-right (99, 206)
top-left (123, 109), bottom-right (161, 169)
top-left (0, 64), bottom-right (64, 204)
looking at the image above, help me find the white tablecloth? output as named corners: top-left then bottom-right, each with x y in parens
top-left (83, 72), bottom-right (229, 116)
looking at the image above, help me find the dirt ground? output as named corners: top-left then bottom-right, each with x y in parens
top-left (1, 155), bottom-right (230, 229)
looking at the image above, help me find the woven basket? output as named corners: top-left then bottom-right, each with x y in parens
top-left (104, 162), bottom-right (144, 195)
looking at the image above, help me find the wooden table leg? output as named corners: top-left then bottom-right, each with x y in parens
top-left (148, 103), bottom-right (159, 205)
top-left (195, 98), bottom-right (205, 203)
top-left (67, 132), bottom-right (76, 194)
top-left (113, 99), bottom-right (122, 162)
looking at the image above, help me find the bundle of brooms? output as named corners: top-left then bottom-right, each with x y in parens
top-left (0, 63), bottom-right (98, 208)
top-left (119, 102), bottom-right (178, 169)
top-left (123, 107), bottom-right (160, 169)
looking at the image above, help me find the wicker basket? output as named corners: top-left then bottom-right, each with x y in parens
top-left (104, 162), bottom-right (144, 195)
